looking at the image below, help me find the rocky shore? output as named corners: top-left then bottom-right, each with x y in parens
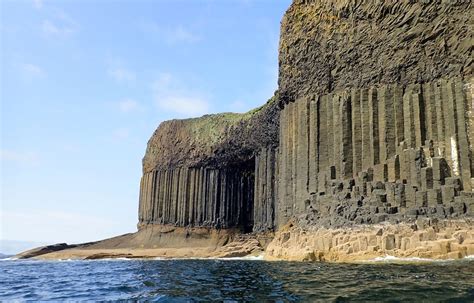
top-left (266, 219), bottom-right (474, 262)
top-left (17, 225), bottom-right (269, 261)
top-left (15, 218), bottom-right (473, 263)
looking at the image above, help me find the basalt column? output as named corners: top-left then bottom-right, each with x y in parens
top-left (138, 164), bottom-right (255, 231)
top-left (276, 79), bottom-right (474, 228)
top-left (277, 91), bottom-right (354, 226)
top-left (254, 147), bottom-right (278, 232)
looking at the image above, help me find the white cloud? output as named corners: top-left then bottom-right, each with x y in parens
top-left (152, 73), bottom-right (211, 117)
top-left (113, 128), bottom-right (130, 140)
top-left (42, 10), bottom-right (78, 37)
top-left (33, 0), bottom-right (43, 9)
top-left (168, 25), bottom-right (201, 44)
top-left (42, 20), bottom-right (75, 36)
top-left (20, 63), bottom-right (45, 77)
top-left (1, 149), bottom-right (40, 166)
top-left (153, 72), bottom-right (172, 88)
top-left (42, 20), bottom-right (60, 35)
top-left (118, 99), bottom-right (139, 113)
top-left (108, 68), bottom-right (136, 83)
top-left (139, 21), bottom-right (201, 45)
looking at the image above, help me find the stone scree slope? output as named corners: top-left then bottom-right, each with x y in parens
top-left (138, 0), bottom-right (474, 234)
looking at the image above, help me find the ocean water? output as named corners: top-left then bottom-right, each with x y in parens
top-left (1, 258), bottom-right (474, 302)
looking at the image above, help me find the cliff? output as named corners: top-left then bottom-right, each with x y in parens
top-left (276, 0), bottom-right (474, 228)
top-left (143, 97), bottom-right (279, 171)
top-left (278, 0), bottom-right (473, 106)
top-left (135, 0), bottom-right (474, 258)
top-left (138, 0), bottom-right (473, 234)
top-left (139, 97), bottom-right (279, 232)
top-left (18, 0), bottom-right (474, 261)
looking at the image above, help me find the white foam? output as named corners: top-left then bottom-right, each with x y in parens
top-left (367, 255), bottom-right (447, 263)
top-left (99, 257), bottom-right (136, 261)
top-left (364, 255), bottom-right (474, 263)
top-left (149, 254), bottom-right (265, 261)
top-left (0, 257), bottom-right (18, 261)
top-left (219, 254), bottom-right (265, 261)
top-left (464, 255), bottom-right (474, 260)
top-left (80, 257), bottom-right (142, 261)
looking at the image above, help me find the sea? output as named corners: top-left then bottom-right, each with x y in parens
top-left (1, 256), bottom-right (474, 302)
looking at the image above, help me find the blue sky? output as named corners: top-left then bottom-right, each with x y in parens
top-left (0, 0), bottom-right (290, 252)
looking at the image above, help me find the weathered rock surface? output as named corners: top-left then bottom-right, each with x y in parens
top-left (278, 0), bottom-right (473, 106)
top-left (276, 0), bottom-right (474, 228)
top-left (138, 166), bottom-right (255, 230)
top-left (25, 226), bottom-right (242, 260)
top-left (266, 219), bottom-right (474, 262)
top-left (211, 235), bottom-right (267, 258)
top-left (137, 0), bottom-right (474, 234)
top-left (138, 97), bottom-right (279, 232)
top-left (277, 78), bottom-right (474, 227)
top-left (143, 97), bottom-right (279, 171)
top-left (16, 243), bottom-right (80, 259)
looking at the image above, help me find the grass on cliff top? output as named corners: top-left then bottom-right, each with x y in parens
top-left (182, 96), bottom-right (275, 145)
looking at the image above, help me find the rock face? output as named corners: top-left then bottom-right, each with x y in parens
top-left (278, 0), bottom-right (473, 106)
top-left (136, 0), bottom-right (474, 254)
top-left (278, 78), bottom-right (474, 228)
top-left (265, 219), bottom-right (474, 262)
top-left (276, 0), bottom-right (474, 227)
top-left (139, 97), bottom-right (279, 232)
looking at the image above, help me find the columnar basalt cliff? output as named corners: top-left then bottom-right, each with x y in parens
top-left (138, 98), bottom-right (279, 232)
top-left (276, 0), bottom-right (474, 229)
top-left (19, 0), bottom-right (474, 261)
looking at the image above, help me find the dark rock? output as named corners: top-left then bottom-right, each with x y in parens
top-left (16, 243), bottom-right (80, 259)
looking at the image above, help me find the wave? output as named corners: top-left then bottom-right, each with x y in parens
top-left (218, 254), bottom-right (265, 261)
top-left (364, 255), bottom-right (474, 263)
top-left (0, 257), bottom-right (19, 261)
top-left (150, 255), bottom-right (265, 261)
top-left (464, 255), bottom-right (474, 260)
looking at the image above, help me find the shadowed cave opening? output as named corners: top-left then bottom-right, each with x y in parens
top-left (226, 157), bottom-right (255, 233)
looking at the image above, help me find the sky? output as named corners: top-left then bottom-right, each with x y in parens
top-left (0, 0), bottom-right (290, 253)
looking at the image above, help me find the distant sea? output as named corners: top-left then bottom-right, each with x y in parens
top-left (1, 258), bottom-right (473, 301)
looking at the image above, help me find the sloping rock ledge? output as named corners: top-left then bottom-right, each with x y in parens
top-left (16, 219), bottom-right (474, 263)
